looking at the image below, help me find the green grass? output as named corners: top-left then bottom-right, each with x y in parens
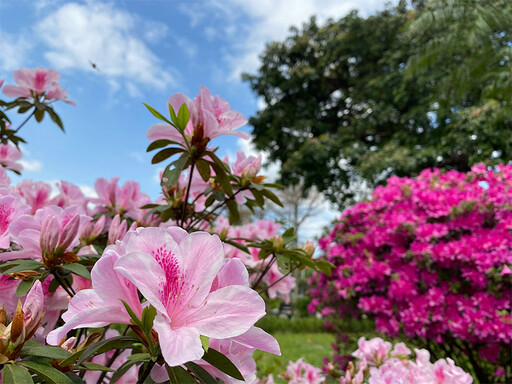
top-left (254, 332), bottom-right (335, 380)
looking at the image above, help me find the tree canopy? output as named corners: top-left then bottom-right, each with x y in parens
top-left (243, 0), bottom-right (512, 207)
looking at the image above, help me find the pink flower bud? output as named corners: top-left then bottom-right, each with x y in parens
top-left (40, 216), bottom-right (60, 255)
top-left (58, 214), bottom-right (80, 251)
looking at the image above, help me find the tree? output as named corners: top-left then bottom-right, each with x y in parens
top-left (243, 0), bottom-right (512, 208)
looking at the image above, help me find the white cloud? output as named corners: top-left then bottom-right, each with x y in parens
top-left (78, 184), bottom-right (97, 198)
top-left (36, 1), bottom-right (174, 91)
top-left (130, 151), bottom-right (145, 164)
top-left (19, 159), bottom-right (42, 172)
top-left (0, 29), bottom-right (31, 72)
top-left (182, 0), bottom-right (390, 80)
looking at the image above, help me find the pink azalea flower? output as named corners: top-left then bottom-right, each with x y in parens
top-left (0, 192), bottom-right (29, 248)
top-left (0, 274), bottom-right (20, 316)
top-left (114, 227), bottom-right (265, 366)
top-left (232, 151), bottom-right (262, 180)
top-left (2, 67), bottom-right (75, 105)
top-left (147, 86), bottom-right (249, 147)
top-left (0, 144), bottom-right (23, 172)
top-left (501, 264), bottom-right (511, 276)
top-left (49, 226), bottom-right (266, 369)
top-left (92, 177), bottom-right (151, 220)
top-left (46, 244), bottom-right (143, 345)
top-left (4, 205), bottom-right (91, 262)
top-left (284, 358), bottom-right (325, 384)
top-left (13, 180), bottom-right (53, 214)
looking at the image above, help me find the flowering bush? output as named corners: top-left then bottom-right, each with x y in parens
top-left (0, 68), bottom-right (330, 383)
top-left (325, 337), bottom-right (473, 384)
top-left (309, 166), bottom-right (512, 382)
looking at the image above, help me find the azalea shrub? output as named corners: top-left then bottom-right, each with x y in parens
top-left (324, 337), bottom-right (473, 384)
top-left (0, 68), bottom-right (332, 383)
top-left (309, 166), bottom-right (512, 382)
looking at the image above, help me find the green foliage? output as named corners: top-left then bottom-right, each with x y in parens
top-left (243, 0), bottom-right (512, 208)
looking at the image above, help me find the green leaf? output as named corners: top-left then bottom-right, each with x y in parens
top-left (75, 336), bottom-right (139, 366)
top-left (47, 108), bottom-right (65, 132)
top-left (166, 365), bottom-right (196, 384)
top-left (78, 362), bottom-right (114, 372)
top-left (143, 103), bottom-right (172, 125)
top-left (314, 259), bottom-right (335, 275)
top-left (16, 279), bottom-right (36, 297)
top-left (19, 361), bottom-right (74, 384)
top-left (2, 364), bottom-right (34, 384)
top-left (263, 183), bottom-right (285, 189)
top-left (120, 299), bottom-right (142, 328)
top-left (141, 305), bottom-right (157, 334)
top-left (196, 159), bottom-right (211, 182)
top-left (211, 162), bottom-right (233, 196)
top-left (200, 335), bottom-right (209, 352)
top-left (176, 103), bottom-right (190, 131)
top-left (21, 340), bottom-right (72, 360)
top-left (202, 348), bottom-right (244, 380)
top-left (147, 139), bottom-right (181, 152)
top-left (63, 263), bottom-right (91, 279)
top-left (3, 260), bottom-right (43, 274)
top-left (261, 189), bottom-right (283, 207)
top-left (110, 360), bottom-right (138, 383)
top-left (161, 155), bottom-right (188, 187)
top-left (185, 362), bottom-right (218, 384)
top-left (34, 108), bottom-right (45, 123)
top-left (226, 199), bottom-right (240, 224)
top-left (251, 189), bottom-right (265, 207)
top-left (140, 203), bottom-right (160, 209)
top-left (224, 240), bottom-right (250, 255)
top-left (151, 148), bottom-right (184, 164)
top-left (64, 373), bottom-right (86, 383)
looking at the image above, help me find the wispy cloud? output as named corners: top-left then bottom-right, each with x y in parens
top-left (181, 0), bottom-right (389, 80)
top-left (36, 1), bottom-right (174, 92)
top-left (19, 159), bottom-right (42, 172)
top-left (0, 29), bottom-right (31, 72)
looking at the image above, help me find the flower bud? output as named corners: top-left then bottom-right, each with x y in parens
top-left (302, 241), bottom-right (316, 258)
top-left (59, 214), bottom-right (80, 251)
top-left (0, 306), bottom-right (6, 326)
top-left (272, 236), bottom-right (284, 252)
top-left (10, 300), bottom-right (24, 343)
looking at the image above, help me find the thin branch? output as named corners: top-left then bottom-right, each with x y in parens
top-left (179, 162), bottom-right (196, 228)
top-left (251, 254), bottom-right (276, 290)
top-left (13, 108), bottom-right (36, 133)
top-left (258, 264), bottom-right (300, 295)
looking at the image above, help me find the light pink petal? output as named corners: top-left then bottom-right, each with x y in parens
top-left (91, 251), bottom-right (142, 315)
top-left (150, 364), bottom-right (169, 383)
top-left (231, 326), bottom-right (281, 355)
top-left (186, 285), bottom-right (265, 339)
top-left (211, 259), bottom-right (249, 292)
top-left (179, 232), bottom-right (224, 307)
top-left (201, 109), bottom-right (220, 139)
top-left (47, 306), bottom-right (125, 345)
top-left (114, 251), bottom-right (168, 316)
top-left (219, 110), bottom-right (248, 132)
top-left (146, 123), bottom-right (185, 144)
top-left (168, 93), bottom-right (192, 116)
top-left (125, 227), bottom-right (181, 263)
top-left (153, 315), bottom-right (204, 366)
top-left (12, 68), bottom-right (34, 89)
top-left (2, 85), bottom-right (31, 98)
top-left (166, 226), bottom-right (188, 244)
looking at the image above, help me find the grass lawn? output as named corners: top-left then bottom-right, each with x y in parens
top-left (254, 332), bottom-right (335, 380)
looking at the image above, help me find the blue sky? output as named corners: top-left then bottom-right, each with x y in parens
top-left (0, 0), bottom-right (388, 238)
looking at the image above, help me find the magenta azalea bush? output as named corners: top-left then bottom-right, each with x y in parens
top-left (309, 166), bottom-right (512, 382)
top-left (0, 68), bottom-right (331, 383)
